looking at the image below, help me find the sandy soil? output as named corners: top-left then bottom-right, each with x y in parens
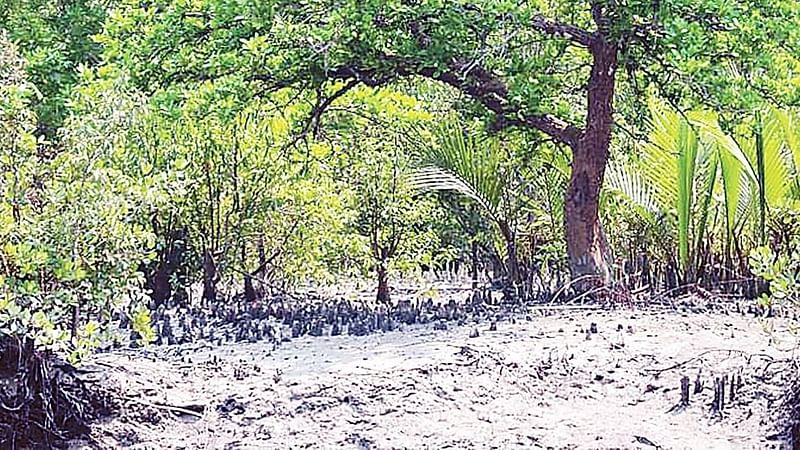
top-left (72, 306), bottom-right (798, 450)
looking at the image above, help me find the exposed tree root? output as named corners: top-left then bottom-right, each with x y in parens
top-left (779, 359), bottom-right (800, 449)
top-left (0, 335), bottom-right (111, 449)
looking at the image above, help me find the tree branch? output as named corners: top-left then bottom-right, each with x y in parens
top-left (324, 59), bottom-right (582, 147)
top-left (309, 79), bottom-right (360, 135)
top-left (419, 63), bottom-right (583, 147)
top-left (249, 56), bottom-right (583, 147)
top-left (591, 0), bottom-right (612, 34)
top-left (531, 15), bottom-right (594, 47)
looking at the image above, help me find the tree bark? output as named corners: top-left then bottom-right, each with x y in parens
top-left (376, 261), bottom-right (390, 303)
top-left (564, 36), bottom-right (616, 286)
top-left (202, 250), bottom-right (218, 305)
top-left (149, 265), bottom-right (172, 307)
top-left (471, 240), bottom-right (479, 290)
top-left (243, 243), bottom-right (257, 303)
top-left (498, 222), bottom-right (521, 296)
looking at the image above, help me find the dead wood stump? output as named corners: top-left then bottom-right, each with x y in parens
top-left (711, 376), bottom-right (728, 414)
top-left (680, 375), bottom-right (690, 406)
top-left (694, 370), bottom-right (703, 394)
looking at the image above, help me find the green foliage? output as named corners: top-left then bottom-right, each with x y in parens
top-left (411, 118), bottom-right (526, 283)
top-left (749, 240), bottom-right (800, 306)
top-left (412, 119), bottom-right (507, 222)
top-left (1, 0), bottom-right (106, 132)
top-left (97, 0), bottom-right (799, 130)
top-left (131, 305), bottom-right (156, 345)
top-left (67, 67), bottom-right (445, 302)
top-left (608, 96), bottom-right (800, 284)
top-left (411, 116), bottom-right (572, 291)
top-left (92, 0), bottom-right (799, 289)
top-left (120, 88), bottom-right (358, 293)
top-left (735, 109), bottom-right (800, 244)
top-left (343, 115), bottom-right (442, 291)
top-left (2, 0), bottom-right (800, 364)
top-left (608, 98), bottom-right (715, 279)
top-left (1, 34), bottom-right (154, 359)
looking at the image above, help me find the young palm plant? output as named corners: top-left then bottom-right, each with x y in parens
top-left (736, 108), bottom-right (800, 243)
top-left (409, 119), bottom-right (526, 294)
top-left (608, 98), bottom-right (800, 289)
top-left (606, 98), bottom-right (755, 285)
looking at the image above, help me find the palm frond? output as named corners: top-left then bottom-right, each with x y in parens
top-left (640, 97), bottom-right (681, 209)
top-left (688, 110), bottom-right (754, 237)
top-left (761, 110), bottom-right (792, 206)
top-left (409, 119), bottom-right (506, 221)
top-left (675, 119), bottom-right (699, 271)
top-left (692, 142), bottom-right (718, 270)
top-left (604, 160), bottom-right (661, 218)
top-left (689, 111), bottom-right (757, 183)
top-left (717, 145), bottom-right (752, 235)
top-left (640, 97), bottom-right (701, 271)
top-left (407, 166), bottom-right (498, 216)
top-left (771, 108), bottom-right (800, 199)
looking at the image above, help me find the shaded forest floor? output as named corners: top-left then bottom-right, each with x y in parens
top-left (70, 302), bottom-right (798, 450)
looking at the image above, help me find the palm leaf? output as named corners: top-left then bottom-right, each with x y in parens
top-left (736, 110), bottom-right (795, 242)
top-left (761, 110), bottom-right (792, 206)
top-left (409, 120), bottom-right (505, 222)
top-left (675, 119), bottom-right (699, 272)
top-left (604, 160), bottom-right (661, 218)
top-left (689, 111), bottom-right (757, 183)
top-left (771, 108), bottom-right (800, 198)
top-left (640, 98), bottom-right (681, 209)
top-left (688, 111), bottom-right (754, 237)
top-left (717, 144), bottom-right (752, 235)
top-left (640, 97), bottom-right (700, 271)
top-left (692, 141), bottom-right (718, 271)
top-left (408, 166), bottom-right (499, 216)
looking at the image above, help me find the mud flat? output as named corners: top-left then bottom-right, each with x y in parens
top-left (72, 307), bottom-right (798, 449)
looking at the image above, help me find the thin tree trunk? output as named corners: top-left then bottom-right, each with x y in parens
top-left (150, 264), bottom-right (172, 307)
top-left (564, 35), bottom-right (616, 287)
top-left (471, 240), bottom-right (479, 290)
top-left (498, 223), bottom-right (520, 283)
top-left (376, 262), bottom-right (390, 303)
top-left (202, 250), bottom-right (218, 305)
top-left (257, 236), bottom-right (266, 272)
top-left (71, 304), bottom-right (79, 339)
top-left (243, 243), bottom-right (256, 303)
top-left (506, 240), bottom-right (520, 286)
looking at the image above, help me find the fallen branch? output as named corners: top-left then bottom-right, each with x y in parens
top-left (644, 349), bottom-right (748, 375)
top-left (123, 396), bottom-right (205, 418)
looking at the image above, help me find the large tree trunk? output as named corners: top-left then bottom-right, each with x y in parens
top-left (564, 37), bottom-right (616, 287)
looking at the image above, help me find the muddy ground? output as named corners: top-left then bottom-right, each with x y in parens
top-left (71, 304), bottom-right (798, 450)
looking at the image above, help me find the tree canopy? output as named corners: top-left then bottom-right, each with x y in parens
top-left (97, 0), bottom-right (799, 284)
top-left (103, 0), bottom-right (799, 121)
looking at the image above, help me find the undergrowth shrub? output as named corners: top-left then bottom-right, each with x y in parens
top-left (749, 237), bottom-right (800, 307)
top-left (0, 31), bottom-right (154, 363)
